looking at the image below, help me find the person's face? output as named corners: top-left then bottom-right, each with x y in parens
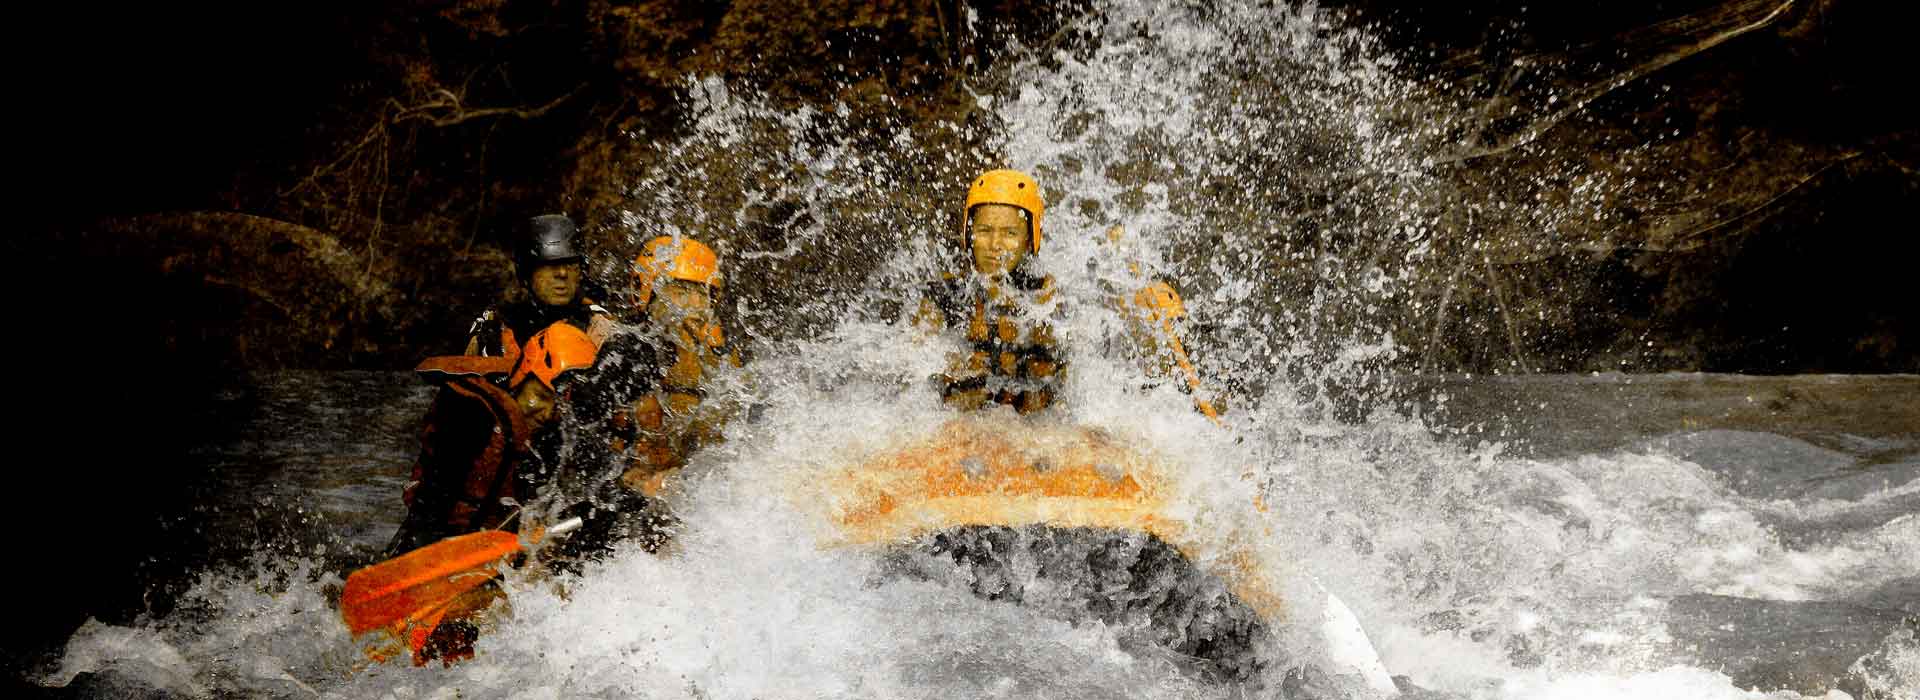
top-left (513, 378), bottom-right (559, 432)
top-left (969, 204), bottom-right (1029, 277)
top-left (646, 279), bottom-right (715, 335)
top-left (529, 262), bottom-right (581, 307)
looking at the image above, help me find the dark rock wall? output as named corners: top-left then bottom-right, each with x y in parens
top-left (1347, 0), bottom-right (1917, 373)
top-left (15, 0), bottom-right (1915, 372)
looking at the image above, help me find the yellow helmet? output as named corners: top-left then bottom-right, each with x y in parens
top-left (509, 322), bottom-right (599, 390)
top-left (631, 235), bottom-right (720, 307)
top-left (962, 169), bottom-right (1044, 253)
top-left (1130, 281), bottom-right (1187, 322)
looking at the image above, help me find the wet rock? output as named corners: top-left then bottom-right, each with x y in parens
top-left (1399, 374), bottom-right (1920, 458)
top-left (1393, 679), bottom-right (1464, 699)
top-left (1850, 577), bottom-right (1920, 615)
top-left (1279, 663), bottom-right (1393, 699)
top-left (1770, 492), bottom-right (1920, 551)
top-left (1664, 593), bottom-right (1919, 698)
top-left (1649, 430), bottom-right (1856, 499)
top-left (1800, 457), bottom-right (1920, 502)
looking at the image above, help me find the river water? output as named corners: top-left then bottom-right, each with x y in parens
top-left (34, 1), bottom-right (1919, 698)
top-left (34, 369), bottom-right (1918, 699)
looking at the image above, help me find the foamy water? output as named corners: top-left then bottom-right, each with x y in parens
top-left (41, 365), bottom-right (1918, 698)
top-left (39, 1), bottom-right (1919, 698)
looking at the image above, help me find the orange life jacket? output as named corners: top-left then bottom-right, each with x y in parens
top-left (461, 301), bottom-right (611, 363)
top-left (926, 272), bottom-right (1064, 415)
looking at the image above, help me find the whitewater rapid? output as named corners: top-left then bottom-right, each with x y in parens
top-left (39, 365), bottom-right (1919, 699)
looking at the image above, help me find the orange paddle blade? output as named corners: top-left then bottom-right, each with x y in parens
top-left (340, 531), bottom-right (521, 636)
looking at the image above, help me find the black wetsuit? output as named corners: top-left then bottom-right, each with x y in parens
top-left (541, 326), bottom-right (681, 563)
top-left (461, 299), bottom-right (605, 358)
top-left (386, 375), bottom-right (561, 557)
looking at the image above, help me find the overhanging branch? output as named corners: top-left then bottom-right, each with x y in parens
top-left (1435, 0), bottom-right (1804, 165)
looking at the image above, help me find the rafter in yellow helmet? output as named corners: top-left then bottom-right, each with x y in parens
top-left (963, 169), bottom-right (1045, 253)
top-left (631, 235), bottom-right (720, 307)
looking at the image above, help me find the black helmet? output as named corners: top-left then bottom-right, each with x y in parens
top-left (520, 214), bottom-right (584, 272)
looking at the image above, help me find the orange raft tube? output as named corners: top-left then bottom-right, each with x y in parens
top-left (807, 414), bottom-right (1288, 621)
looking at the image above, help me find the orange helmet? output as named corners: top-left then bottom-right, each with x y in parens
top-left (962, 169), bottom-right (1044, 253)
top-left (1130, 280), bottom-right (1187, 323)
top-left (509, 322), bottom-right (599, 389)
top-left (631, 235), bottom-right (720, 307)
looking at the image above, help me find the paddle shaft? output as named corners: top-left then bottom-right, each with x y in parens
top-left (1153, 313), bottom-right (1224, 425)
top-left (1107, 228), bottom-right (1393, 692)
top-left (1106, 225), bottom-right (1223, 425)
